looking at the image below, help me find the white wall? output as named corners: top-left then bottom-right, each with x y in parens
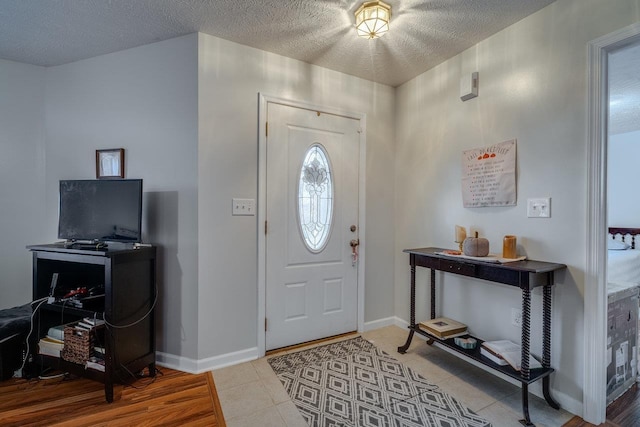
top-left (608, 130), bottom-right (640, 226)
top-left (197, 33), bottom-right (396, 359)
top-left (0, 59), bottom-right (46, 309)
top-left (395, 0), bottom-right (640, 415)
top-left (43, 34), bottom-right (200, 359)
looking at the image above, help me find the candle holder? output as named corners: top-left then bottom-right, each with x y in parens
top-left (503, 235), bottom-right (517, 258)
top-left (454, 225), bottom-right (467, 252)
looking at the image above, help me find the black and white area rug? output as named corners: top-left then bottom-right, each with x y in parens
top-left (268, 337), bottom-right (491, 427)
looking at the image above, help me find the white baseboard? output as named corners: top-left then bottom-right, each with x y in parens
top-left (155, 318), bottom-right (403, 373)
top-left (363, 316), bottom-right (398, 331)
top-left (156, 346), bottom-right (259, 374)
top-left (156, 351), bottom-right (198, 373)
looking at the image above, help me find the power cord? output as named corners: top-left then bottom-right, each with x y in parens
top-left (102, 280), bottom-right (158, 329)
top-left (19, 297), bottom-right (49, 373)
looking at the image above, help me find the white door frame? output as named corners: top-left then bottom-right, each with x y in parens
top-left (257, 93), bottom-right (367, 357)
top-left (584, 22), bottom-right (640, 425)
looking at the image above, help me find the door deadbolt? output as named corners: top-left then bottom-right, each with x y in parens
top-left (350, 225), bottom-right (357, 232)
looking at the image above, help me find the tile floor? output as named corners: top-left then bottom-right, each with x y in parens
top-left (213, 325), bottom-right (574, 427)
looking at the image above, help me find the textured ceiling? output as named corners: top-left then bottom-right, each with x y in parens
top-left (609, 42), bottom-right (640, 135)
top-left (0, 0), bottom-right (557, 87)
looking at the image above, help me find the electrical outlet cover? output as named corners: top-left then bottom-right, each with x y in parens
top-left (511, 308), bottom-right (522, 327)
top-left (527, 198), bottom-right (551, 218)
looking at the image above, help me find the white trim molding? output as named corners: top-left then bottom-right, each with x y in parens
top-left (363, 316), bottom-right (397, 332)
top-left (584, 22), bottom-right (640, 425)
top-left (257, 93), bottom-right (367, 357)
top-left (156, 347), bottom-right (259, 374)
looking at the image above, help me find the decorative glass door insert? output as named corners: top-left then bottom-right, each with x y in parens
top-left (298, 144), bottom-right (333, 252)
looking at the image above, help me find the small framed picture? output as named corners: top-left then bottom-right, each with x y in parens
top-left (96, 148), bottom-right (125, 179)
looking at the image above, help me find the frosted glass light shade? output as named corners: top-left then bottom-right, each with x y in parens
top-left (355, 1), bottom-right (391, 39)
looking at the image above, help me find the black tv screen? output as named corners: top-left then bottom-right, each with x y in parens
top-left (58, 179), bottom-right (143, 243)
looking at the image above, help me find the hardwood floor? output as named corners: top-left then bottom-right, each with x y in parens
top-left (0, 368), bottom-right (226, 426)
top-left (563, 384), bottom-right (640, 427)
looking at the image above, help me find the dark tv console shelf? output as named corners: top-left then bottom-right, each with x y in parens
top-left (27, 243), bottom-right (156, 403)
top-left (398, 247), bottom-right (566, 427)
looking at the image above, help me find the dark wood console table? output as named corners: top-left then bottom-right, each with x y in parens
top-left (398, 247), bottom-right (566, 426)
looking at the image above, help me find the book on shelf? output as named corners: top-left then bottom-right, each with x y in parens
top-left (86, 356), bottom-right (105, 372)
top-left (67, 294), bottom-right (105, 309)
top-left (83, 317), bottom-right (105, 326)
top-left (479, 347), bottom-right (509, 366)
top-left (47, 322), bottom-right (75, 341)
top-left (481, 340), bottom-right (542, 371)
top-left (68, 318), bottom-right (105, 333)
top-left (38, 336), bottom-right (64, 357)
top-left (419, 317), bottom-right (467, 339)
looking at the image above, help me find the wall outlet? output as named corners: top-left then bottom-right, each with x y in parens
top-left (527, 197), bottom-right (551, 218)
top-left (511, 308), bottom-right (522, 327)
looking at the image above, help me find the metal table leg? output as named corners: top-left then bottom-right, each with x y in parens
top-left (542, 282), bottom-right (560, 409)
top-left (519, 287), bottom-right (533, 426)
top-left (398, 260), bottom-right (416, 353)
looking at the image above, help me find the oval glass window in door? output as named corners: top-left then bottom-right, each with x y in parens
top-left (298, 144), bottom-right (334, 252)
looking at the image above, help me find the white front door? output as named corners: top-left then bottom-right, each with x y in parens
top-left (265, 102), bottom-right (360, 351)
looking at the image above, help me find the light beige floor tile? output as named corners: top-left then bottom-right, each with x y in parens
top-left (455, 365), bottom-right (520, 401)
top-left (476, 401), bottom-right (524, 427)
top-left (400, 353), bottom-right (457, 383)
top-left (433, 374), bottom-right (499, 412)
top-left (499, 391), bottom-right (573, 427)
top-left (260, 373), bottom-right (291, 405)
top-left (225, 405), bottom-right (287, 427)
top-left (362, 325), bottom-right (407, 341)
top-left (277, 400), bottom-right (309, 427)
top-left (252, 357), bottom-right (278, 380)
top-left (218, 380), bottom-right (275, 420)
top-left (213, 361), bottom-right (259, 391)
top-left (409, 346), bottom-right (481, 379)
top-left (363, 326), bottom-right (428, 356)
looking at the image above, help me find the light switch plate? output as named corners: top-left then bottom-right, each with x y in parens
top-left (527, 198), bottom-right (551, 218)
top-left (232, 198), bottom-right (255, 216)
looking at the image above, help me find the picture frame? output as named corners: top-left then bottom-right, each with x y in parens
top-left (96, 148), bottom-right (125, 179)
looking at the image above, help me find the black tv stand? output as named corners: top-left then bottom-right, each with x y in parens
top-left (27, 243), bottom-right (156, 402)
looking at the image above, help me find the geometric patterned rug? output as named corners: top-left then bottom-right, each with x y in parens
top-left (268, 337), bottom-right (492, 427)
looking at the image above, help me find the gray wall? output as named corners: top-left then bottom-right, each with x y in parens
top-left (394, 0), bottom-right (640, 414)
top-left (0, 59), bottom-right (46, 309)
top-left (43, 34), bottom-right (199, 359)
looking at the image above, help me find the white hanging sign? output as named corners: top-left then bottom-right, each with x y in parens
top-left (461, 139), bottom-right (517, 207)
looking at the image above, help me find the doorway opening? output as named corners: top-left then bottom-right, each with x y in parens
top-left (585, 22), bottom-right (640, 424)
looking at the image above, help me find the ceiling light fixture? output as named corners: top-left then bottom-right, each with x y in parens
top-left (355, 1), bottom-right (391, 39)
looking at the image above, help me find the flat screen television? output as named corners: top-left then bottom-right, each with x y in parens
top-left (58, 179), bottom-right (143, 243)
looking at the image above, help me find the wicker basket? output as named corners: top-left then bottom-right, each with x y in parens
top-left (61, 324), bottom-right (94, 365)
